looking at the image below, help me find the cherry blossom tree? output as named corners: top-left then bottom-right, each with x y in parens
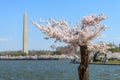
top-left (88, 42), bottom-right (111, 62)
top-left (33, 13), bottom-right (107, 80)
top-left (88, 42), bottom-right (110, 53)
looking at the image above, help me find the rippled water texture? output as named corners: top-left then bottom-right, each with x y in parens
top-left (0, 60), bottom-right (120, 80)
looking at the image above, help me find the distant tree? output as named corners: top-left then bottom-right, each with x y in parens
top-left (33, 13), bottom-right (107, 80)
top-left (29, 50), bottom-right (52, 56)
top-left (52, 51), bottom-right (62, 55)
top-left (107, 43), bottom-right (120, 52)
top-left (55, 45), bottom-right (77, 54)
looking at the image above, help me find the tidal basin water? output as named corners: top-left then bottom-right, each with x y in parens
top-left (0, 60), bottom-right (120, 80)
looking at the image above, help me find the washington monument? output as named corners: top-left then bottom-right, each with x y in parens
top-left (23, 13), bottom-right (28, 54)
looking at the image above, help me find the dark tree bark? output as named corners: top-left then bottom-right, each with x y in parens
top-left (78, 45), bottom-right (89, 80)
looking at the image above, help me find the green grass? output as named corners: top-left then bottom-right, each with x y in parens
top-left (91, 59), bottom-right (120, 64)
top-left (108, 59), bottom-right (120, 64)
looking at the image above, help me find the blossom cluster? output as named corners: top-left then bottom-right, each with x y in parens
top-left (81, 13), bottom-right (106, 28)
top-left (33, 13), bottom-right (107, 49)
top-left (88, 42), bottom-right (111, 53)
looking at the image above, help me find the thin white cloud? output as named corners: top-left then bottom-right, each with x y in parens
top-left (0, 38), bottom-right (14, 42)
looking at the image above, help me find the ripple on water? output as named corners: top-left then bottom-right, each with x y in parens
top-left (0, 60), bottom-right (120, 80)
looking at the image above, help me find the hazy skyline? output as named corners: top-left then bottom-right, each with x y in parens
top-left (0, 0), bottom-right (120, 51)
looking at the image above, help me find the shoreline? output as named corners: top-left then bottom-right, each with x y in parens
top-left (0, 57), bottom-right (60, 60)
top-left (90, 62), bottom-right (120, 65)
top-left (0, 54), bottom-right (74, 60)
top-left (70, 62), bottom-right (120, 65)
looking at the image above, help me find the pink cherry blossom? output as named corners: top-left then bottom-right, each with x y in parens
top-left (33, 13), bottom-right (107, 51)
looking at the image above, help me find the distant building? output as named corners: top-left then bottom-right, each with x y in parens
top-left (23, 13), bottom-right (28, 54)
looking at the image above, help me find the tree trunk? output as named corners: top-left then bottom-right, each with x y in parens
top-left (78, 45), bottom-right (89, 80)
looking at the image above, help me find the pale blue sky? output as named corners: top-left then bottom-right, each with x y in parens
top-left (0, 0), bottom-right (120, 51)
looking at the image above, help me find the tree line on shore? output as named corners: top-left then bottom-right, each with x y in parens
top-left (0, 50), bottom-right (62, 56)
top-left (0, 43), bottom-right (120, 57)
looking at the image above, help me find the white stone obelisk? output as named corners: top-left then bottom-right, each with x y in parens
top-left (23, 13), bottom-right (28, 54)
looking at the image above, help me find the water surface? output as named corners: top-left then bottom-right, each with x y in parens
top-left (0, 60), bottom-right (119, 80)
